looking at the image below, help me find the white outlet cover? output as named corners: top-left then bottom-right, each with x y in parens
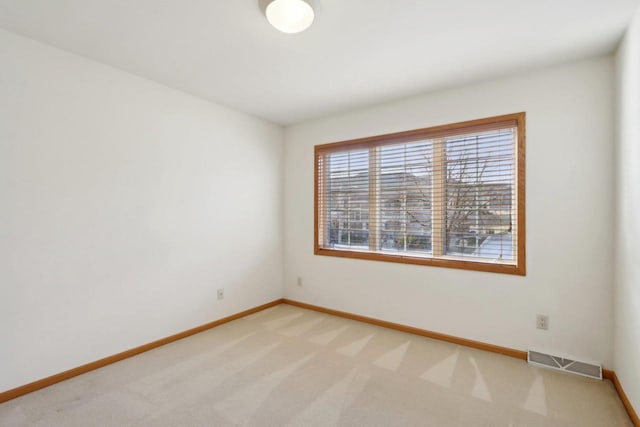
top-left (536, 315), bottom-right (549, 330)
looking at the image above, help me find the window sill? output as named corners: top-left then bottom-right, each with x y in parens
top-left (314, 247), bottom-right (526, 275)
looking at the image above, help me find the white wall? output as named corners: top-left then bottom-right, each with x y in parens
top-left (284, 57), bottom-right (615, 367)
top-left (614, 5), bottom-right (640, 414)
top-left (0, 29), bottom-right (283, 392)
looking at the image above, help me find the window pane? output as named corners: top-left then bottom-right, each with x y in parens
top-left (445, 129), bottom-right (515, 261)
top-left (326, 150), bottom-right (369, 248)
top-left (379, 141), bottom-right (432, 253)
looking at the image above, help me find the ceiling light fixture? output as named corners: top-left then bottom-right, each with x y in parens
top-left (266, 0), bottom-right (314, 34)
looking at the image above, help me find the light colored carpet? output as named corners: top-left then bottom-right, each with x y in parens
top-left (0, 304), bottom-right (632, 426)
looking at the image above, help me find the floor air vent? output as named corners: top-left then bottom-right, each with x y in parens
top-left (528, 350), bottom-right (602, 380)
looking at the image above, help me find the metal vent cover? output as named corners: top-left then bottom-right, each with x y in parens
top-left (528, 350), bottom-right (602, 380)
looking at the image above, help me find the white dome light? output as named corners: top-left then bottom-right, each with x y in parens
top-left (266, 0), bottom-right (314, 34)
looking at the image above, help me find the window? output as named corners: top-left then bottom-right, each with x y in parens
top-left (314, 113), bottom-right (525, 275)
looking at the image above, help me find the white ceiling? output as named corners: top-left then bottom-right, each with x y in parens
top-left (0, 0), bottom-right (638, 125)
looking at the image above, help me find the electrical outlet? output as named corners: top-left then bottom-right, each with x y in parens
top-left (296, 277), bottom-right (303, 287)
top-left (217, 288), bottom-right (224, 300)
top-left (536, 314), bottom-right (549, 330)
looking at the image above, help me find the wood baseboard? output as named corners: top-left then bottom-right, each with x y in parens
top-left (282, 298), bottom-right (527, 360)
top-left (283, 298), bottom-right (639, 426)
top-left (611, 371), bottom-right (640, 426)
top-left (603, 369), bottom-right (615, 381)
top-left (0, 298), bottom-right (284, 404)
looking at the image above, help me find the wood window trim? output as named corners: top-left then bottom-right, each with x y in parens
top-left (314, 112), bottom-right (526, 276)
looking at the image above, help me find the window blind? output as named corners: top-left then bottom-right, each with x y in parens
top-left (315, 113), bottom-right (525, 275)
